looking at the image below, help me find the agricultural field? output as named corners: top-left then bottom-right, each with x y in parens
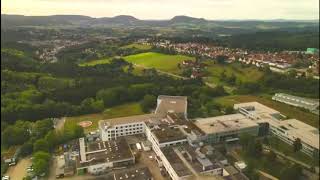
top-left (215, 95), bottom-right (319, 128)
top-left (204, 61), bottom-right (264, 85)
top-left (65, 103), bottom-right (144, 132)
top-left (78, 57), bottom-right (111, 66)
top-left (121, 43), bottom-right (152, 50)
top-left (124, 52), bottom-right (194, 73)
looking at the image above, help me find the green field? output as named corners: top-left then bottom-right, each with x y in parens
top-left (124, 52), bottom-right (194, 73)
top-left (65, 103), bottom-right (144, 132)
top-left (215, 95), bottom-right (319, 128)
top-left (204, 62), bottom-right (264, 85)
top-left (121, 43), bottom-right (152, 50)
top-left (78, 57), bottom-right (111, 66)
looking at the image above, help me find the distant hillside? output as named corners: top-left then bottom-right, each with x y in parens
top-left (223, 31), bottom-right (320, 51)
top-left (2, 14), bottom-right (319, 31)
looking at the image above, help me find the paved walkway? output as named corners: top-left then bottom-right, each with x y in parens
top-left (54, 117), bottom-right (66, 132)
top-left (258, 170), bottom-right (279, 180)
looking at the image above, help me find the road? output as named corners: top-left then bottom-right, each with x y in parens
top-left (258, 170), bottom-right (279, 180)
top-left (5, 157), bottom-right (32, 180)
top-left (54, 117), bottom-right (66, 132)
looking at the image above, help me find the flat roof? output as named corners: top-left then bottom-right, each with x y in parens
top-left (113, 166), bottom-right (152, 180)
top-left (155, 95), bottom-right (187, 116)
top-left (152, 126), bottom-right (187, 143)
top-left (268, 119), bottom-right (319, 149)
top-left (99, 114), bottom-right (160, 128)
top-left (161, 147), bottom-right (193, 177)
top-left (273, 93), bottom-right (319, 109)
top-left (234, 102), bottom-right (280, 119)
top-left (194, 114), bottom-right (259, 134)
top-left (77, 138), bottom-right (134, 168)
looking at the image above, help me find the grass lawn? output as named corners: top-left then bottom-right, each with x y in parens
top-left (215, 95), bottom-right (319, 128)
top-left (121, 43), bottom-right (152, 50)
top-left (235, 149), bottom-right (286, 178)
top-left (78, 57), bottom-right (111, 66)
top-left (267, 136), bottom-right (319, 166)
top-left (204, 61), bottom-right (264, 85)
top-left (124, 52), bottom-right (194, 73)
top-left (65, 103), bottom-right (144, 133)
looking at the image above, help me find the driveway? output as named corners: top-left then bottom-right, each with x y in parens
top-left (5, 157), bottom-right (32, 180)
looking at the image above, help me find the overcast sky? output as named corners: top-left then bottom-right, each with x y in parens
top-left (2, 0), bottom-right (319, 20)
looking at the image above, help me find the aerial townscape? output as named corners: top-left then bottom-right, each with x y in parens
top-left (1, 0), bottom-right (320, 180)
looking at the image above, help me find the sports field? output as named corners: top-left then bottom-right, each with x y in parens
top-left (78, 57), bottom-right (111, 66)
top-left (65, 103), bottom-right (144, 132)
top-left (124, 52), bottom-right (194, 73)
top-left (215, 95), bottom-right (319, 128)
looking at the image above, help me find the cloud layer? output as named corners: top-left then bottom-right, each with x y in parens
top-left (2, 0), bottom-right (319, 20)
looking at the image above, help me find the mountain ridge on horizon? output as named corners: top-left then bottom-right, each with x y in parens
top-left (1, 14), bottom-right (319, 30)
top-left (2, 14), bottom-right (319, 22)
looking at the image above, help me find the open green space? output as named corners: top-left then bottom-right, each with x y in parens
top-left (121, 43), bottom-right (152, 50)
top-left (215, 95), bottom-right (319, 128)
top-left (267, 136), bottom-right (319, 166)
top-left (124, 52), bottom-right (194, 73)
top-left (65, 103), bottom-right (144, 132)
top-left (78, 57), bottom-right (111, 66)
top-left (235, 148), bottom-right (286, 179)
top-left (204, 62), bottom-right (264, 85)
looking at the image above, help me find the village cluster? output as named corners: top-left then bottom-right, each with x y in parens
top-left (48, 95), bottom-right (319, 180)
top-left (140, 39), bottom-right (320, 79)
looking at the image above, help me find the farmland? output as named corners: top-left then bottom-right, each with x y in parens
top-left (204, 61), bottom-right (264, 85)
top-left (121, 43), bottom-right (152, 50)
top-left (124, 52), bottom-right (194, 73)
top-left (78, 57), bottom-right (111, 66)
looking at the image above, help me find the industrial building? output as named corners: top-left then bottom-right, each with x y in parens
top-left (113, 166), bottom-right (153, 180)
top-left (234, 102), bottom-right (319, 157)
top-left (272, 93), bottom-right (319, 114)
top-left (194, 114), bottom-right (259, 144)
top-left (76, 137), bottom-right (135, 175)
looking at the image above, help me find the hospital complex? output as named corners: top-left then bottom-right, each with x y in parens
top-left (73, 95), bottom-right (319, 180)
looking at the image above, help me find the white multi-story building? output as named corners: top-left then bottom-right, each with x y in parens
top-left (99, 114), bottom-right (157, 141)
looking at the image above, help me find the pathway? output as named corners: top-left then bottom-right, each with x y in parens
top-left (132, 63), bottom-right (219, 88)
top-left (5, 157), bottom-right (32, 180)
top-left (263, 145), bottom-right (313, 169)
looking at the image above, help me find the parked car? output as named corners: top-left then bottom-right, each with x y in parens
top-left (8, 162), bottom-right (16, 166)
top-left (2, 176), bottom-right (10, 180)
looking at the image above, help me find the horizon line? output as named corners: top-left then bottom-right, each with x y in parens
top-left (2, 13), bottom-right (319, 22)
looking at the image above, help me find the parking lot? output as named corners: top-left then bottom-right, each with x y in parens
top-left (4, 157), bottom-right (32, 180)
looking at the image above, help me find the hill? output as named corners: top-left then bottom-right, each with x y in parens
top-left (2, 14), bottom-right (319, 31)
